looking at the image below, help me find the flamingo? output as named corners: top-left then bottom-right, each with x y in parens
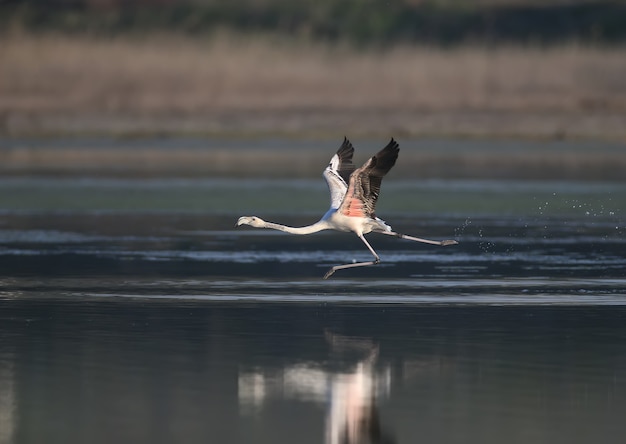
top-left (236, 137), bottom-right (458, 279)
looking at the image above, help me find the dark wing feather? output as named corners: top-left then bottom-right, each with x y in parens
top-left (335, 137), bottom-right (356, 184)
top-left (363, 137), bottom-right (399, 210)
top-left (339, 138), bottom-right (399, 218)
top-left (323, 137), bottom-right (357, 209)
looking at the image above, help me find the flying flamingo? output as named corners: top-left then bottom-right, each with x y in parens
top-left (236, 137), bottom-right (458, 279)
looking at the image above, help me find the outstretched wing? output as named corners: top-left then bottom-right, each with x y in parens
top-left (323, 137), bottom-right (356, 209)
top-left (339, 138), bottom-right (399, 218)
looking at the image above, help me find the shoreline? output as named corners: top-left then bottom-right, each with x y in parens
top-left (2, 135), bottom-right (625, 182)
top-left (3, 109), bottom-right (626, 141)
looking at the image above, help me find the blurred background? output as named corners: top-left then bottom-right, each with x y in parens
top-left (1, 0), bottom-right (626, 179)
top-left (2, 4), bottom-right (626, 444)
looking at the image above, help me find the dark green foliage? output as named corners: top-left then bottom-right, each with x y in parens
top-left (2, 0), bottom-right (626, 45)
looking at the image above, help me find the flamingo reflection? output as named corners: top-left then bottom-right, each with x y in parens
top-left (238, 330), bottom-right (395, 444)
top-left (0, 359), bottom-right (15, 444)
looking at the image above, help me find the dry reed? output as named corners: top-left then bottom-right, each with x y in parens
top-left (1, 34), bottom-right (625, 137)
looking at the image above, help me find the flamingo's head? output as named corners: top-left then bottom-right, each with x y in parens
top-left (236, 216), bottom-right (266, 228)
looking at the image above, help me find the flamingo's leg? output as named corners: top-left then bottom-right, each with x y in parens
top-left (382, 230), bottom-right (458, 246)
top-left (323, 234), bottom-right (381, 279)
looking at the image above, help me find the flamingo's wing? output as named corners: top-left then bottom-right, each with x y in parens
top-left (339, 138), bottom-right (399, 218)
top-left (323, 137), bottom-right (356, 209)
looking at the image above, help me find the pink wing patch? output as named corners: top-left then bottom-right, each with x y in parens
top-left (341, 197), bottom-right (366, 217)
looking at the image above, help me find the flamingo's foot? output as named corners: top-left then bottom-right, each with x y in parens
top-left (323, 268), bottom-right (337, 279)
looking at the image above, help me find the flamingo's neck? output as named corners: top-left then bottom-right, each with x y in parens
top-left (263, 220), bottom-right (329, 235)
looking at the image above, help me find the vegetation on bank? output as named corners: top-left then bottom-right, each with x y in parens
top-left (2, 0), bottom-right (625, 46)
top-left (1, 33), bottom-right (625, 138)
top-left (2, 1), bottom-right (626, 138)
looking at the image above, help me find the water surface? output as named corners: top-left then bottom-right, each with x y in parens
top-left (1, 175), bottom-right (625, 443)
top-left (1, 177), bottom-right (624, 300)
top-left (1, 301), bottom-right (625, 444)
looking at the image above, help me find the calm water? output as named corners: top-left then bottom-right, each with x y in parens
top-left (1, 175), bottom-right (625, 443)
